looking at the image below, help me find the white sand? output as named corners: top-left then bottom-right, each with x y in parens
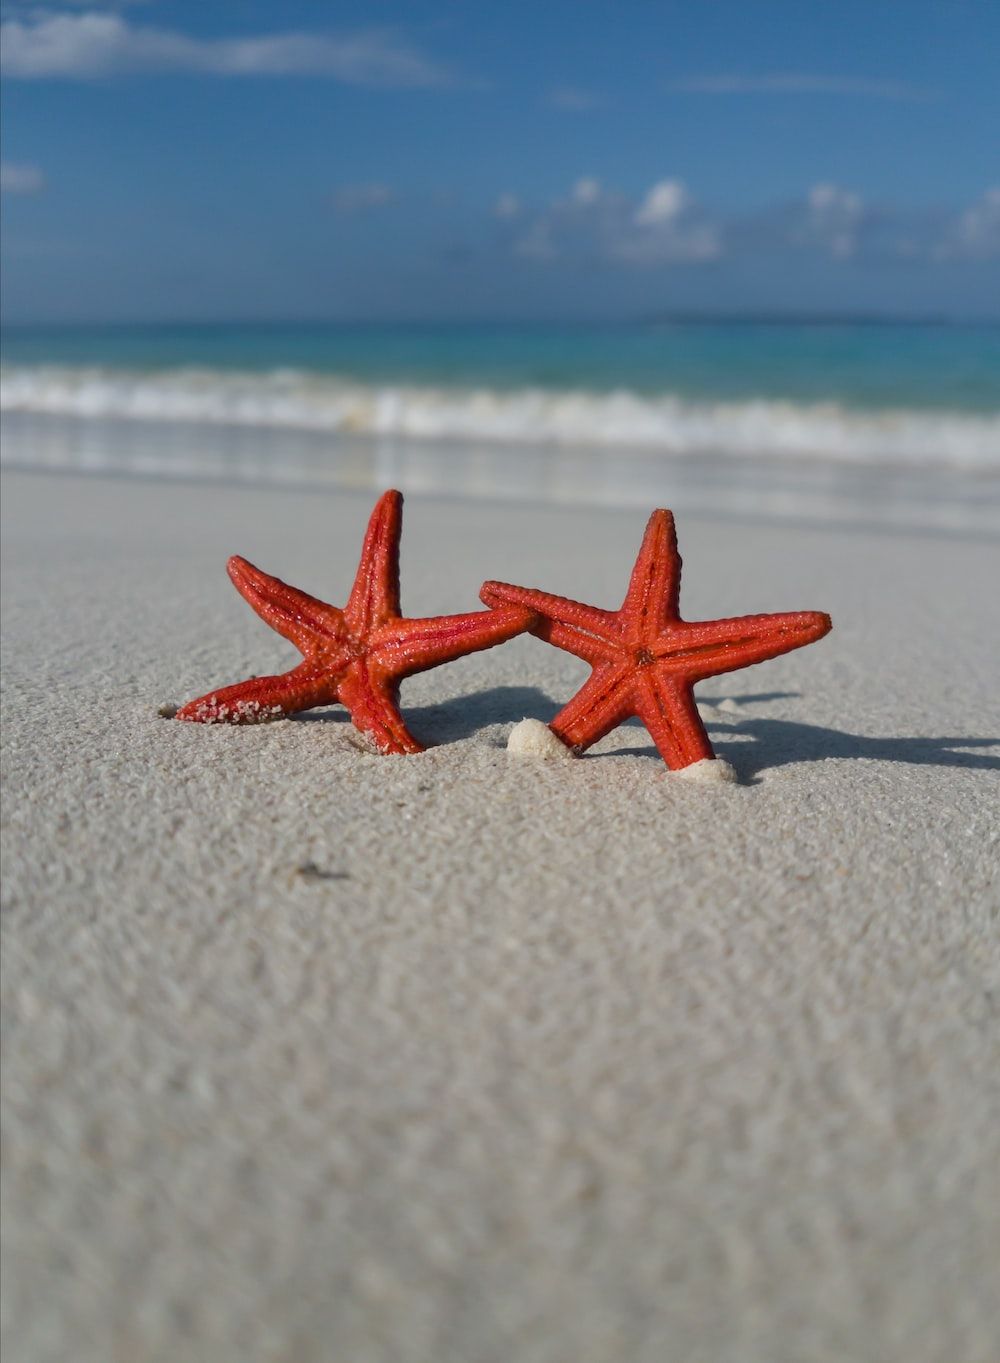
top-left (2, 468), bottom-right (999, 1363)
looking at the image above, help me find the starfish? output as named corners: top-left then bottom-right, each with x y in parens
top-left (481, 509), bottom-right (831, 771)
top-left (177, 490), bottom-right (535, 753)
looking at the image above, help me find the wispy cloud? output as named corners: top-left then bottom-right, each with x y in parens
top-left (0, 13), bottom-right (470, 86)
top-left (0, 161), bottom-right (45, 195)
top-left (667, 73), bottom-right (937, 101)
top-left (18, 0), bottom-right (152, 7)
top-left (0, 0), bottom-right (150, 14)
top-left (331, 183), bottom-right (394, 215)
top-left (6, 1), bottom-right (152, 7)
top-left (547, 85), bottom-right (601, 111)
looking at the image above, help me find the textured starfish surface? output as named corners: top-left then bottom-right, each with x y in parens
top-left (177, 490), bottom-right (535, 753)
top-left (481, 509), bottom-right (831, 771)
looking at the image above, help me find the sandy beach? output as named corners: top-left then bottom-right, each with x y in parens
top-left (2, 466), bottom-right (999, 1363)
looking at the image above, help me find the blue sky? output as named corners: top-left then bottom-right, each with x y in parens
top-left (2, 0), bottom-right (998, 322)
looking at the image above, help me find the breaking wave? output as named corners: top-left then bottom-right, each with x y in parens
top-left (2, 364), bottom-right (998, 468)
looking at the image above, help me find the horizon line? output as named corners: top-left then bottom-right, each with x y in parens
top-left (4, 311), bottom-right (1000, 332)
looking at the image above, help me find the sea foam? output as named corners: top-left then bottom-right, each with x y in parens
top-left (2, 364), bottom-right (998, 469)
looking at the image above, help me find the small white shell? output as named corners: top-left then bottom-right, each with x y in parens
top-left (506, 718), bottom-right (575, 758)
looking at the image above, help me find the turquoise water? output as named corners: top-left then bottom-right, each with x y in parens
top-left (4, 320), bottom-right (1000, 410)
top-left (3, 320), bottom-right (998, 489)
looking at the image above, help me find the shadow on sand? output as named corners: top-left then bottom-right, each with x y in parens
top-left (294, 685), bottom-right (999, 776)
top-left (611, 691), bottom-right (1000, 777)
top-left (292, 685), bottom-right (556, 747)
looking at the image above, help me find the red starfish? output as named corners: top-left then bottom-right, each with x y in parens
top-left (177, 490), bottom-right (535, 754)
top-left (481, 509), bottom-right (831, 771)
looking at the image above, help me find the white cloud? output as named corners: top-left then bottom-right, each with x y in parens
top-left (548, 85), bottom-right (600, 111)
top-left (936, 188), bottom-right (1000, 261)
top-left (790, 182), bottom-right (866, 258)
top-left (734, 185), bottom-right (947, 263)
top-left (332, 183), bottom-right (394, 215)
top-left (0, 13), bottom-right (466, 86)
top-left (666, 73), bottom-right (936, 101)
top-left (614, 221), bottom-right (722, 266)
top-left (494, 193), bottom-right (521, 219)
top-left (514, 176), bottom-right (722, 267)
top-left (0, 161), bottom-right (45, 194)
top-left (571, 177), bottom-right (602, 206)
top-left (634, 180), bottom-right (688, 227)
top-left (510, 176), bottom-right (1000, 271)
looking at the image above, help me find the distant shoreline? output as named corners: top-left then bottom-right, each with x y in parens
top-left (3, 313), bottom-right (1000, 334)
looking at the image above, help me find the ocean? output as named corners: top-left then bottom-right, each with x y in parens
top-left (2, 320), bottom-right (998, 531)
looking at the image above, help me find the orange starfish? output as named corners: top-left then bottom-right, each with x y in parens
top-left (481, 509), bottom-right (831, 771)
top-left (177, 490), bottom-right (535, 753)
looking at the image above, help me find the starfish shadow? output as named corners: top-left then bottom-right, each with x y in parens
top-left (291, 708), bottom-right (351, 725)
top-left (708, 691), bottom-right (799, 706)
top-left (713, 716), bottom-right (1000, 777)
top-left (613, 713), bottom-right (1000, 777)
top-left (292, 690), bottom-right (998, 776)
top-left (405, 685), bottom-right (556, 746)
top-left (292, 686), bottom-right (556, 747)
top-left (612, 691), bottom-right (800, 731)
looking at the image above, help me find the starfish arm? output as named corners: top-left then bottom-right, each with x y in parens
top-left (227, 556), bottom-right (345, 653)
top-left (176, 660), bottom-right (337, 724)
top-left (635, 672), bottom-right (715, 770)
top-left (336, 660), bottom-right (423, 754)
top-left (344, 489), bottom-right (403, 636)
top-left (660, 610), bottom-right (832, 681)
top-left (372, 605), bottom-right (536, 681)
top-left (480, 580), bottom-right (622, 664)
top-left (549, 663), bottom-right (636, 752)
top-left (620, 509), bottom-right (681, 643)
